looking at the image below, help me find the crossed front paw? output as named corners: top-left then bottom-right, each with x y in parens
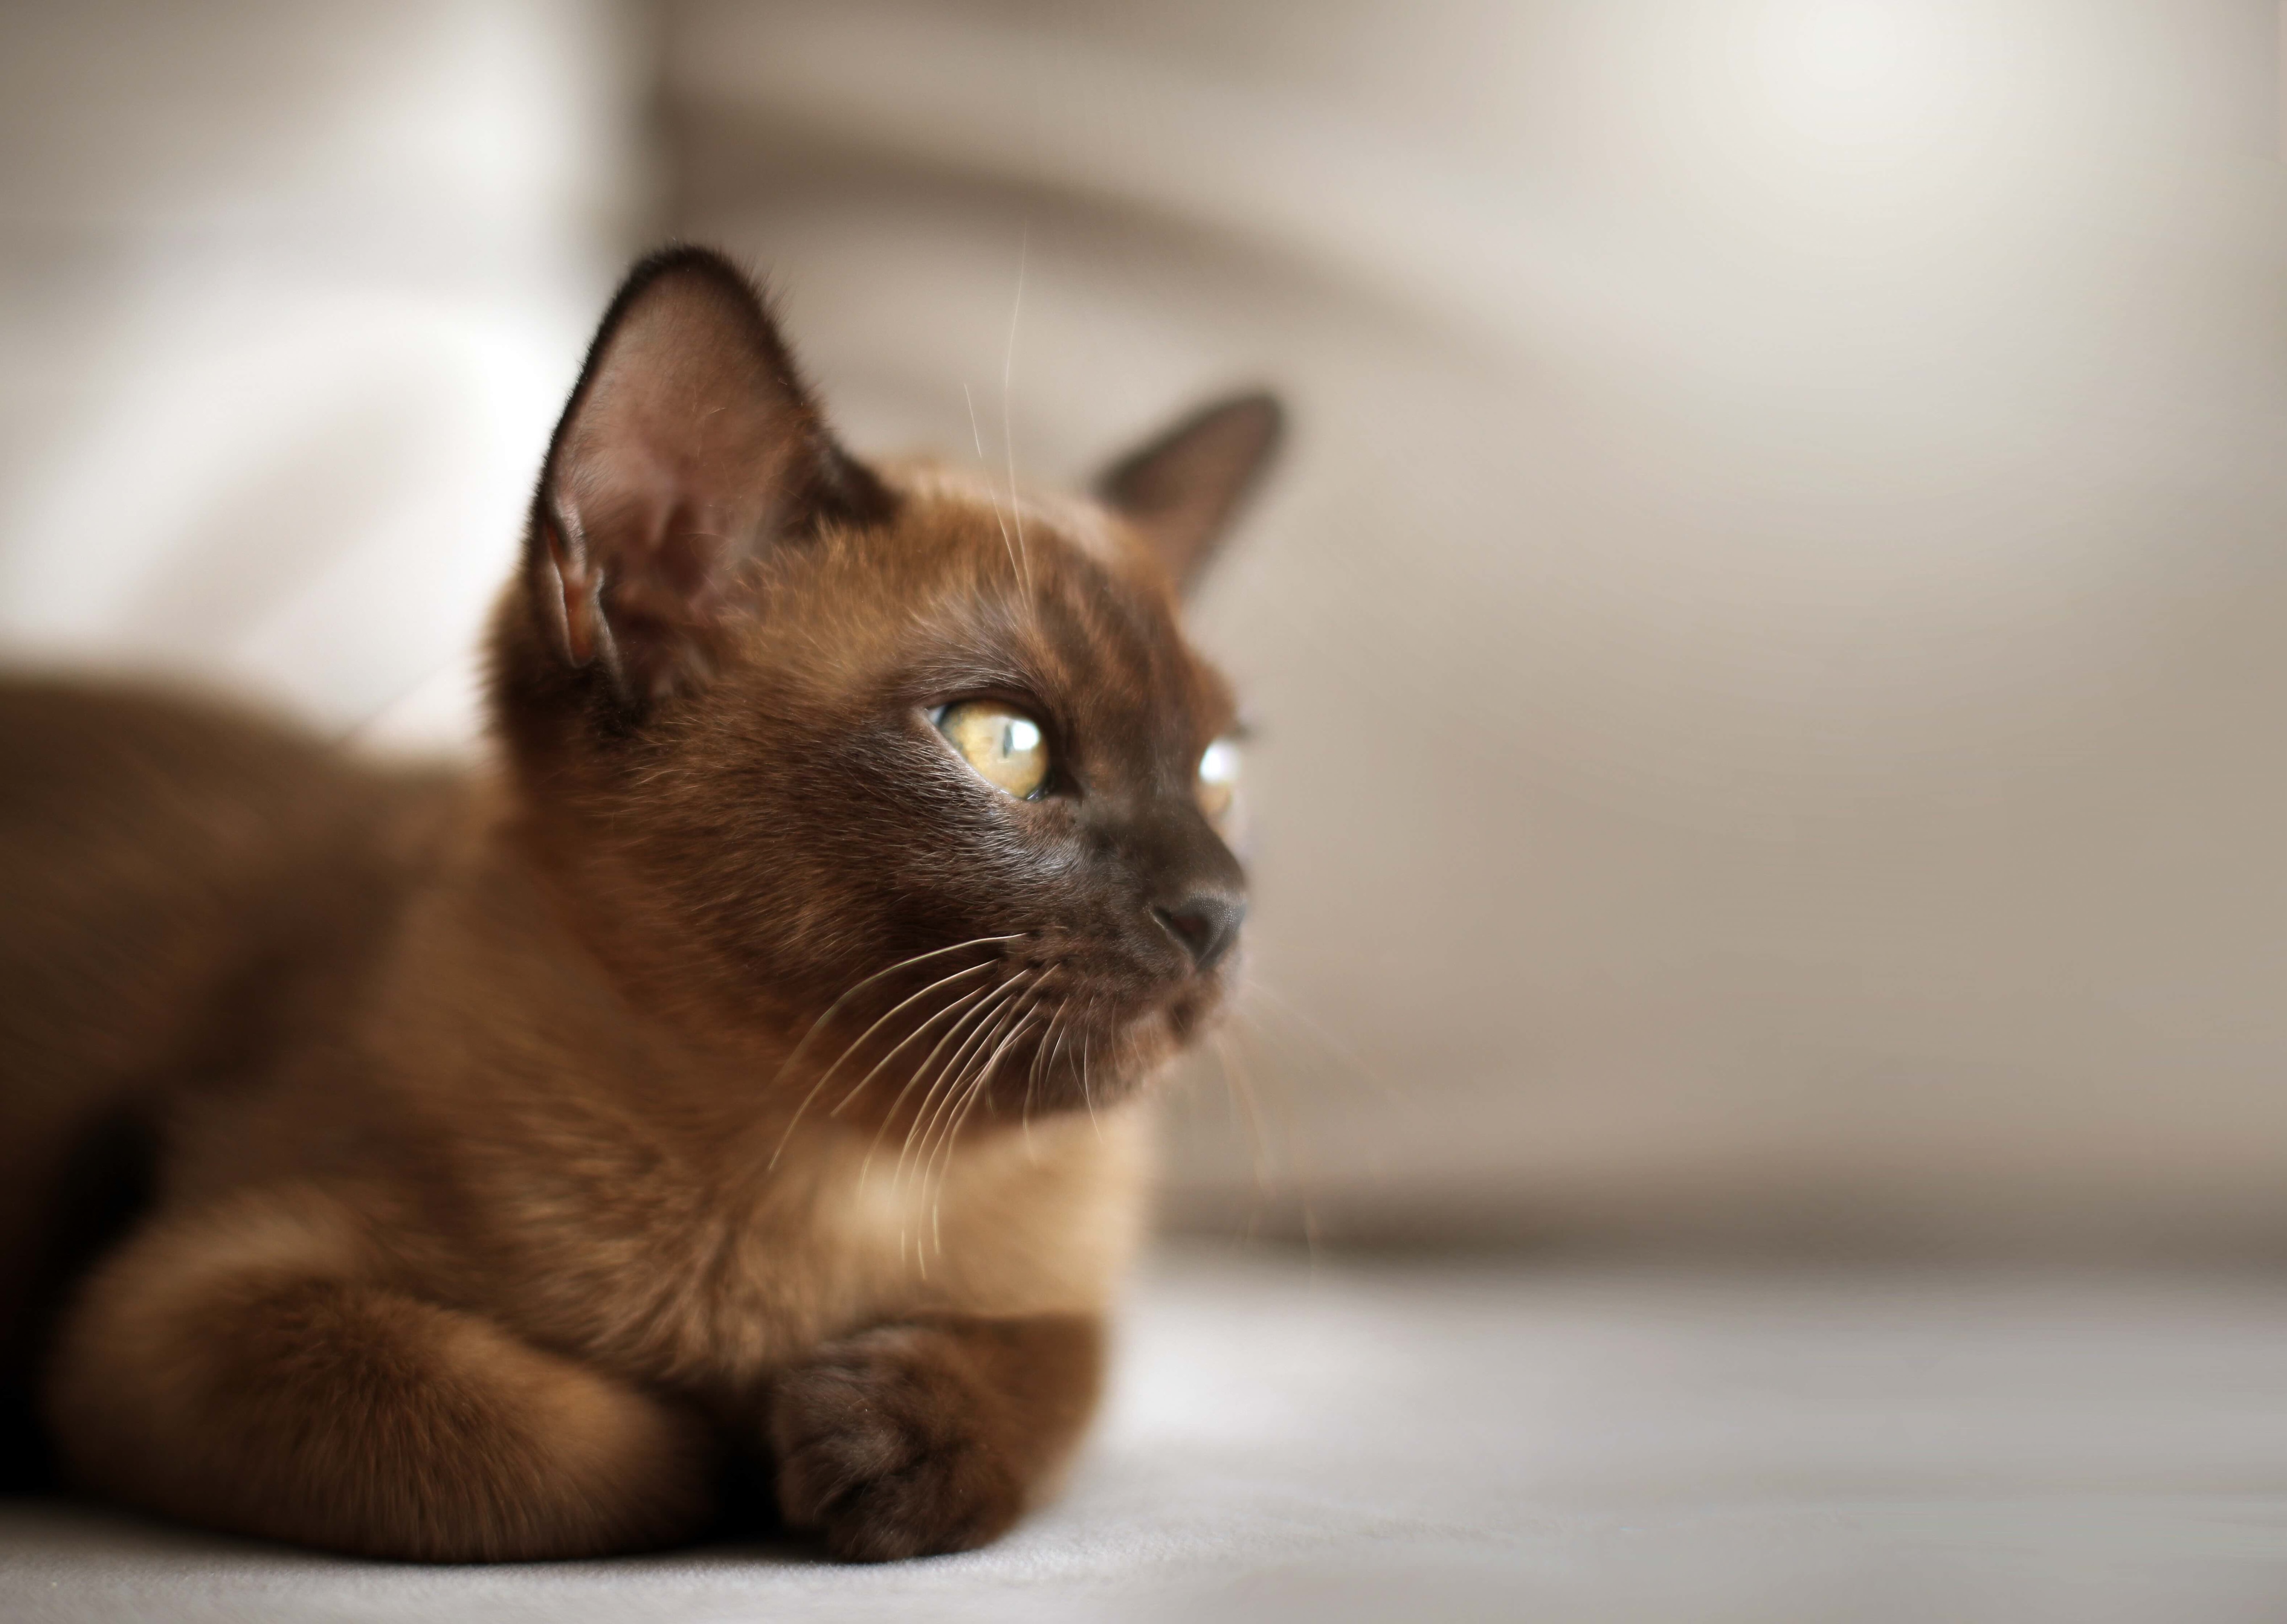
top-left (768, 1323), bottom-right (1025, 1562)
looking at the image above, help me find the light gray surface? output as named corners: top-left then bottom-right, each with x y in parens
top-left (5, 1246), bottom-right (2287, 1622)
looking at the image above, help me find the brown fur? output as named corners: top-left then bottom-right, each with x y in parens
top-left (0, 248), bottom-right (1281, 1561)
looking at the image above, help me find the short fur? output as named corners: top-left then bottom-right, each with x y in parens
top-left (0, 247), bottom-right (1281, 1561)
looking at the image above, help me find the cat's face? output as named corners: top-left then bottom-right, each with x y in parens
top-left (490, 251), bottom-right (1281, 1133)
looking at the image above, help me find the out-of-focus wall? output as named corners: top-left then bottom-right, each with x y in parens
top-left (0, 0), bottom-right (647, 745)
top-left (4, 1), bottom-right (2284, 1256)
top-left (662, 0), bottom-right (2287, 1254)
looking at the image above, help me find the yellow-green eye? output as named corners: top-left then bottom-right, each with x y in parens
top-left (934, 700), bottom-right (1049, 800)
top-left (1197, 736), bottom-right (1241, 827)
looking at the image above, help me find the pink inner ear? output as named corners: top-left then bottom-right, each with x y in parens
top-left (569, 440), bottom-right (714, 600)
top-left (533, 255), bottom-right (835, 705)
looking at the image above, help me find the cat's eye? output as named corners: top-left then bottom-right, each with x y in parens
top-left (1197, 737), bottom-right (1241, 827)
top-left (933, 700), bottom-right (1050, 800)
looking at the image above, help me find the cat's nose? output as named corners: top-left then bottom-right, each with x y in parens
top-left (1153, 893), bottom-right (1246, 972)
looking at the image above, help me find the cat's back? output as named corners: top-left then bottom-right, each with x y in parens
top-left (0, 678), bottom-right (459, 1088)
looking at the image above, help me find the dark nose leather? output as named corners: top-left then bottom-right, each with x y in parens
top-left (1153, 893), bottom-right (1246, 972)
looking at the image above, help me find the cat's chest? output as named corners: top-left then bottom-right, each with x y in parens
top-left (489, 1107), bottom-right (1147, 1397)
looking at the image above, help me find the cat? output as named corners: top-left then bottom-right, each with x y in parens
top-left (0, 246), bottom-right (1281, 1562)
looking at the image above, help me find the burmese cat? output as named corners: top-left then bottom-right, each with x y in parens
top-left (0, 247), bottom-right (1281, 1561)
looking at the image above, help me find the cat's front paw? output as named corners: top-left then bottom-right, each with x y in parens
top-left (768, 1324), bottom-right (1023, 1562)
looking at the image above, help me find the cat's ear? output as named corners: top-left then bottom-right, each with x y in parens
top-left (527, 247), bottom-right (891, 711)
top-left (1093, 391), bottom-right (1284, 594)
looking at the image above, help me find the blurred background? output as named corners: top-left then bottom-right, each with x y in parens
top-left (3, 0), bottom-right (2282, 1261)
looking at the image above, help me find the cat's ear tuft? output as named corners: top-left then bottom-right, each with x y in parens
top-left (527, 247), bottom-right (892, 713)
top-left (1093, 391), bottom-right (1284, 595)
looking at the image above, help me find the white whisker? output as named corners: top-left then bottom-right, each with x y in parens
top-left (869, 974), bottom-right (1025, 1189)
top-left (927, 1008), bottom-right (1037, 1255)
top-left (1000, 225), bottom-right (1032, 598)
top-left (826, 975), bottom-right (996, 1120)
top-left (868, 970), bottom-right (1027, 1188)
top-left (1021, 992), bottom-right (1071, 1155)
top-left (768, 959), bottom-right (995, 1170)
top-left (963, 380), bottom-right (1022, 590)
top-left (897, 977), bottom-right (1033, 1272)
top-left (1079, 1017), bottom-right (1101, 1141)
top-left (763, 932), bottom-right (1020, 1104)
top-left (1211, 1027), bottom-right (1274, 1195)
top-left (901, 975), bottom-right (1031, 1194)
top-left (1246, 979), bottom-right (1415, 1112)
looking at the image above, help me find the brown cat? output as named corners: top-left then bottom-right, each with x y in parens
top-left (0, 247), bottom-right (1281, 1561)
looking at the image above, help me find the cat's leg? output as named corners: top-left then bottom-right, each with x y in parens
top-left (768, 1312), bottom-right (1104, 1561)
top-left (45, 1184), bottom-right (714, 1560)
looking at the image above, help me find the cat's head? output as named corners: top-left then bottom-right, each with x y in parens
top-left (489, 248), bottom-right (1280, 1133)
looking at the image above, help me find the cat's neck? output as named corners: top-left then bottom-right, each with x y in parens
top-left (377, 799), bottom-right (802, 1165)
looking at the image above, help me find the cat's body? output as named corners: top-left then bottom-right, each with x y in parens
top-left (0, 249), bottom-right (1279, 1561)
